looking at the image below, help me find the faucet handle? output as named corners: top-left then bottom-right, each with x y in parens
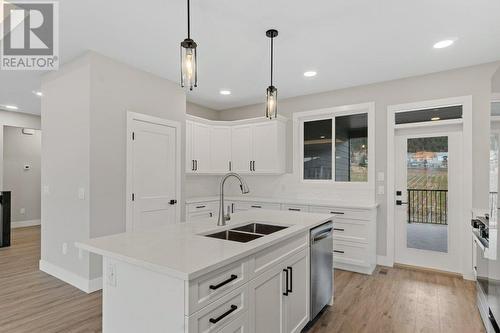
top-left (225, 205), bottom-right (231, 221)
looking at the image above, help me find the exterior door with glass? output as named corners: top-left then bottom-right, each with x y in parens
top-left (394, 127), bottom-right (462, 273)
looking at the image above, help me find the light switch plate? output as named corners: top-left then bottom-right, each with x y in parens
top-left (378, 185), bottom-right (385, 195)
top-left (107, 263), bottom-right (117, 287)
top-left (78, 187), bottom-right (85, 200)
top-left (377, 172), bottom-right (385, 182)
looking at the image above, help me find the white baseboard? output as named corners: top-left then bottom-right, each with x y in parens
top-left (39, 259), bottom-right (102, 293)
top-left (12, 219), bottom-right (41, 228)
top-left (377, 255), bottom-right (394, 267)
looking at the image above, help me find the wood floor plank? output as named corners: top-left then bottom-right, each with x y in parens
top-left (0, 227), bottom-right (486, 333)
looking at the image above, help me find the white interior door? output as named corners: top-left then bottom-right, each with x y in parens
top-left (394, 126), bottom-right (462, 273)
top-left (131, 118), bottom-right (178, 231)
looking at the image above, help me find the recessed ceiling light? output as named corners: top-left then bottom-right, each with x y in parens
top-left (219, 90), bottom-right (231, 95)
top-left (431, 117), bottom-right (441, 121)
top-left (304, 71), bottom-right (317, 77)
top-left (4, 105), bottom-right (18, 110)
top-left (33, 90), bottom-right (43, 97)
top-left (433, 39), bottom-right (455, 49)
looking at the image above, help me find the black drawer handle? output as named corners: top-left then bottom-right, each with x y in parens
top-left (251, 205), bottom-right (262, 208)
top-left (330, 211), bottom-right (345, 215)
top-left (196, 205), bottom-right (206, 209)
top-left (287, 266), bottom-right (293, 293)
top-left (334, 250), bottom-right (345, 254)
top-left (209, 274), bottom-right (238, 290)
top-left (209, 305), bottom-right (237, 324)
top-left (333, 228), bottom-right (345, 232)
top-left (288, 208), bottom-right (301, 211)
top-left (283, 269), bottom-right (289, 296)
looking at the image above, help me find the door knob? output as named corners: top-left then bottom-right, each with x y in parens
top-left (396, 200), bottom-right (407, 205)
top-left (169, 199), bottom-right (177, 205)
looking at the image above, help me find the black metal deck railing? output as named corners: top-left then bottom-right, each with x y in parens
top-left (407, 189), bottom-right (448, 225)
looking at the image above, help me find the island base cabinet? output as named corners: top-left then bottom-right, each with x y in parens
top-left (248, 249), bottom-right (309, 333)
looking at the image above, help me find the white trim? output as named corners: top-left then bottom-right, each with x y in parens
top-left (11, 219), bottom-right (40, 228)
top-left (394, 118), bottom-right (462, 130)
top-left (376, 255), bottom-right (393, 267)
top-left (386, 96), bottom-right (473, 276)
top-left (126, 112), bottom-right (182, 232)
top-left (292, 102), bottom-right (375, 197)
top-left (39, 259), bottom-right (102, 293)
top-left (186, 114), bottom-right (287, 125)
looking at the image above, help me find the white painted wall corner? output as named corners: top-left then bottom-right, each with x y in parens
top-left (39, 260), bottom-right (102, 293)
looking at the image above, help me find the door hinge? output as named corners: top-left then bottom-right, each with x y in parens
top-left (132, 193), bottom-right (135, 201)
top-left (132, 132), bottom-right (135, 140)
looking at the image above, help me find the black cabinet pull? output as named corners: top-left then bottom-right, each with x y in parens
top-left (192, 160), bottom-right (195, 171)
top-left (209, 305), bottom-right (237, 324)
top-left (229, 161), bottom-right (232, 171)
top-left (196, 205), bottom-right (206, 209)
top-left (330, 211), bottom-right (345, 215)
top-left (253, 161), bottom-right (256, 171)
top-left (251, 205), bottom-right (262, 208)
top-left (334, 250), bottom-right (345, 254)
top-left (288, 208), bottom-right (301, 211)
top-left (333, 228), bottom-right (344, 232)
top-left (195, 160), bottom-right (198, 171)
top-left (287, 266), bottom-right (293, 293)
top-left (169, 199), bottom-right (177, 205)
top-left (283, 269), bottom-right (289, 296)
top-left (209, 274), bottom-right (238, 290)
top-left (249, 161), bottom-right (252, 171)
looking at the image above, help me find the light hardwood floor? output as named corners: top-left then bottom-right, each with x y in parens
top-left (0, 227), bottom-right (485, 333)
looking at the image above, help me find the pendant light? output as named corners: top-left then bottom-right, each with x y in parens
top-left (180, 0), bottom-right (198, 90)
top-left (265, 29), bottom-right (278, 119)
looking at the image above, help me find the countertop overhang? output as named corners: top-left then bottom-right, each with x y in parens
top-left (76, 210), bottom-right (333, 281)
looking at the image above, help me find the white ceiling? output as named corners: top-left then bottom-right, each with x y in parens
top-left (2, 0), bottom-right (500, 115)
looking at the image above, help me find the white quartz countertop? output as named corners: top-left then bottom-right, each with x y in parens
top-left (76, 210), bottom-right (333, 281)
top-left (186, 195), bottom-right (379, 210)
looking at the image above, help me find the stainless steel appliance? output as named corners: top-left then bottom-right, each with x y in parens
top-left (472, 215), bottom-right (500, 333)
top-left (310, 221), bottom-right (333, 320)
top-left (0, 191), bottom-right (11, 248)
top-left (488, 210), bottom-right (500, 333)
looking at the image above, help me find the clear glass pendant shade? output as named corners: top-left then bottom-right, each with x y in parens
top-left (180, 39), bottom-right (197, 90)
top-left (266, 86), bottom-right (277, 119)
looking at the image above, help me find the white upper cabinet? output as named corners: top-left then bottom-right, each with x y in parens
top-left (210, 126), bottom-right (232, 173)
top-left (231, 125), bottom-right (253, 173)
top-left (186, 120), bottom-right (210, 173)
top-left (186, 115), bottom-right (286, 175)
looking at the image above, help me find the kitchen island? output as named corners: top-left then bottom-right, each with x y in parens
top-left (76, 209), bottom-right (333, 333)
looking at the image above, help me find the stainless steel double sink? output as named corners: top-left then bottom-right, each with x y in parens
top-left (204, 223), bottom-right (289, 243)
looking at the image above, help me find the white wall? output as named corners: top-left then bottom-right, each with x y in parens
top-left (41, 51), bottom-right (186, 288)
top-left (3, 126), bottom-right (41, 223)
top-left (186, 102), bottom-right (219, 120)
top-left (214, 62), bottom-right (500, 256)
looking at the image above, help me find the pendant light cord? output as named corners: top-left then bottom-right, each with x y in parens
top-left (270, 37), bottom-right (274, 86)
top-left (187, 0), bottom-right (191, 39)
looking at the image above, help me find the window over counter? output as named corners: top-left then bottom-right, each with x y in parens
top-left (295, 103), bottom-right (374, 186)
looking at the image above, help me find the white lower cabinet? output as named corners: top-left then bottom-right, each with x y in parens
top-left (248, 249), bottom-right (309, 333)
top-left (218, 311), bottom-right (250, 333)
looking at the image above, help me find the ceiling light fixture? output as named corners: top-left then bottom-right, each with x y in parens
top-left (433, 39), bottom-right (455, 49)
top-left (431, 117), bottom-right (441, 121)
top-left (265, 29), bottom-right (278, 119)
top-left (220, 90), bottom-right (231, 95)
top-left (4, 105), bottom-right (18, 110)
top-left (33, 90), bottom-right (43, 97)
top-left (180, 0), bottom-right (198, 91)
top-left (304, 71), bottom-right (317, 77)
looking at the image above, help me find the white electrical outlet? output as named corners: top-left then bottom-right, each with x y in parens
top-left (107, 263), bottom-right (117, 287)
top-left (377, 172), bottom-right (385, 182)
top-left (20, 208), bottom-right (25, 215)
top-left (62, 242), bottom-right (68, 255)
top-left (78, 187), bottom-right (85, 200)
top-left (378, 185), bottom-right (385, 195)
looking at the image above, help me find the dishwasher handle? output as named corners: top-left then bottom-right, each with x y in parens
top-left (312, 228), bottom-right (332, 243)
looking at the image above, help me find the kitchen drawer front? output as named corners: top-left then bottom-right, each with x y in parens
top-left (333, 240), bottom-right (370, 268)
top-left (249, 233), bottom-right (308, 277)
top-left (309, 206), bottom-right (371, 220)
top-left (234, 201), bottom-right (281, 211)
top-left (187, 284), bottom-right (248, 333)
top-left (282, 204), bottom-right (310, 212)
top-left (188, 211), bottom-right (215, 221)
top-left (188, 202), bottom-right (218, 213)
top-left (218, 311), bottom-right (250, 333)
top-left (332, 218), bottom-right (369, 243)
top-left (188, 258), bottom-right (249, 315)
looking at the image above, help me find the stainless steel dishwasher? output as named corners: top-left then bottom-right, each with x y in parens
top-left (310, 220), bottom-right (333, 320)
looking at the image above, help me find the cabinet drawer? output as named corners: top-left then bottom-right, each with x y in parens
top-left (332, 218), bottom-right (369, 243)
top-left (188, 259), bottom-right (249, 315)
top-left (187, 285), bottom-right (248, 333)
top-left (188, 211), bottom-right (215, 221)
top-left (282, 204), bottom-right (309, 212)
top-left (249, 233), bottom-right (308, 277)
top-left (235, 201), bottom-right (281, 211)
top-left (333, 240), bottom-right (370, 268)
top-left (188, 202), bottom-right (217, 213)
top-left (309, 206), bottom-right (371, 220)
